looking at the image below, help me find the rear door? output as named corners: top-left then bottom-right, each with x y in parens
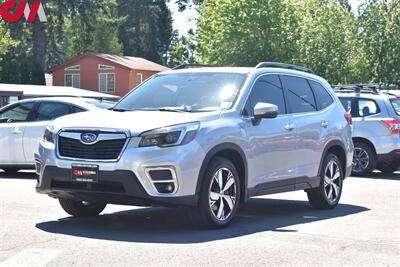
top-left (280, 75), bottom-right (325, 180)
top-left (0, 102), bottom-right (35, 165)
top-left (23, 101), bottom-right (84, 163)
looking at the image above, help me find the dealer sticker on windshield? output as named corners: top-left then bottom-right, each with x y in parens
top-left (71, 164), bottom-right (99, 183)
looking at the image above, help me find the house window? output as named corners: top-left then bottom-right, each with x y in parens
top-left (65, 65), bottom-right (80, 71)
top-left (65, 74), bottom-right (80, 88)
top-left (99, 73), bottom-right (115, 93)
top-left (98, 64), bottom-right (115, 70)
top-left (136, 73), bottom-right (143, 85)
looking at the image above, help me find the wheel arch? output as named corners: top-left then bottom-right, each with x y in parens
top-left (196, 143), bottom-right (248, 203)
top-left (319, 140), bottom-right (347, 176)
top-left (352, 137), bottom-right (377, 156)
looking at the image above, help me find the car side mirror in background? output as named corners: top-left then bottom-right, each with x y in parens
top-left (252, 102), bottom-right (279, 125)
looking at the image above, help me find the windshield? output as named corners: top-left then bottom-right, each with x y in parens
top-left (390, 98), bottom-right (400, 115)
top-left (114, 73), bottom-right (246, 112)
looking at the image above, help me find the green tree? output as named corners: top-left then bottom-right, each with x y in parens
top-left (117, 0), bottom-right (173, 64)
top-left (0, 22), bottom-right (18, 56)
top-left (358, 0), bottom-right (400, 84)
top-left (169, 29), bottom-right (197, 66)
top-left (196, 0), bottom-right (299, 66)
top-left (294, 0), bottom-right (362, 84)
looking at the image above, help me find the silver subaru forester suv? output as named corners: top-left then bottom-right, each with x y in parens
top-left (336, 85), bottom-right (400, 176)
top-left (36, 62), bottom-right (354, 228)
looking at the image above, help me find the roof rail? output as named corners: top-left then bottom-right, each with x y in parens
top-left (333, 84), bottom-right (380, 94)
top-left (172, 64), bottom-right (219, 70)
top-left (255, 62), bottom-right (314, 74)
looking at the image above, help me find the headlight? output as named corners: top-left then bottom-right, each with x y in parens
top-left (43, 127), bottom-right (55, 143)
top-left (139, 122), bottom-right (200, 147)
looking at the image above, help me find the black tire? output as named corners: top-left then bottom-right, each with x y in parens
top-left (307, 153), bottom-right (343, 210)
top-left (2, 168), bottom-right (20, 174)
top-left (352, 141), bottom-right (376, 176)
top-left (188, 157), bottom-right (241, 229)
top-left (59, 198), bottom-right (106, 217)
top-left (378, 162), bottom-right (399, 174)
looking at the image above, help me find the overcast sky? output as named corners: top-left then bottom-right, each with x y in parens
top-left (169, 0), bottom-right (362, 36)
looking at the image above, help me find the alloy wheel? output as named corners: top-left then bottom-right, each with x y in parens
top-left (324, 160), bottom-right (342, 204)
top-left (353, 147), bottom-right (369, 173)
top-left (209, 168), bottom-right (237, 221)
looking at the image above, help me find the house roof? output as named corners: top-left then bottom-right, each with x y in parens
top-left (47, 52), bottom-right (170, 73)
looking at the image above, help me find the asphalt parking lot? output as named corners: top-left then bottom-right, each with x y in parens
top-left (0, 171), bottom-right (399, 267)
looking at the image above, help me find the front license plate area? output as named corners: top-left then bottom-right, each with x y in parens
top-left (72, 164), bottom-right (99, 183)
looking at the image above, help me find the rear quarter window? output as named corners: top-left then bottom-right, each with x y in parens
top-left (390, 99), bottom-right (400, 115)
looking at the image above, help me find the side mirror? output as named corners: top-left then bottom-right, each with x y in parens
top-left (252, 102), bottom-right (278, 125)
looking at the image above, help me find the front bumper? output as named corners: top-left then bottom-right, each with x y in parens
top-left (36, 165), bottom-right (198, 206)
top-left (35, 137), bottom-right (205, 207)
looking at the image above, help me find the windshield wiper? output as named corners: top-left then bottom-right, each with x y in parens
top-left (110, 107), bottom-right (131, 112)
top-left (157, 107), bottom-right (193, 113)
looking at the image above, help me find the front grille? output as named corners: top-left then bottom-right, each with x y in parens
top-left (58, 132), bottom-right (127, 160)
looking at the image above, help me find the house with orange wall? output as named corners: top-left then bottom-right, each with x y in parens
top-left (47, 52), bottom-right (170, 97)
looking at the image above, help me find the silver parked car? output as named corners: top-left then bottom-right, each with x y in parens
top-left (36, 63), bottom-right (354, 228)
top-left (0, 97), bottom-right (114, 173)
top-left (336, 85), bottom-right (400, 175)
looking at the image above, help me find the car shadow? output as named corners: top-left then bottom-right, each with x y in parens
top-left (350, 171), bottom-right (400, 181)
top-left (36, 198), bottom-right (368, 244)
top-left (0, 171), bottom-right (37, 180)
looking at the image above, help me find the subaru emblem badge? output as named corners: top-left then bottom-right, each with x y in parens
top-left (80, 133), bottom-right (98, 145)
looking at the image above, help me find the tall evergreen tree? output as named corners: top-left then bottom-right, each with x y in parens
top-left (117, 0), bottom-right (173, 64)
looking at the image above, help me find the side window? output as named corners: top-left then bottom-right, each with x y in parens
top-left (309, 80), bottom-right (333, 110)
top-left (358, 99), bottom-right (380, 117)
top-left (244, 75), bottom-right (286, 115)
top-left (281, 76), bottom-right (317, 113)
top-left (0, 102), bottom-right (35, 123)
top-left (34, 102), bottom-right (72, 122)
top-left (71, 106), bottom-right (86, 114)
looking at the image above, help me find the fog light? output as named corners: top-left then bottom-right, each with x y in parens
top-left (154, 182), bottom-right (175, 194)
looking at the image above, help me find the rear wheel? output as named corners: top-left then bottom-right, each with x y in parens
top-left (188, 157), bottom-right (240, 229)
top-left (59, 198), bottom-right (106, 217)
top-left (307, 153), bottom-right (343, 209)
top-left (378, 162), bottom-right (399, 174)
top-left (2, 168), bottom-right (20, 174)
top-left (352, 142), bottom-right (376, 176)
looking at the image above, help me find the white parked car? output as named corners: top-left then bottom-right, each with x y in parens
top-left (0, 97), bottom-right (114, 173)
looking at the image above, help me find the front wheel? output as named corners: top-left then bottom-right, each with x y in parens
top-left (59, 198), bottom-right (106, 217)
top-left (188, 157), bottom-right (240, 229)
top-left (307, 153), bottom-right (343, 209)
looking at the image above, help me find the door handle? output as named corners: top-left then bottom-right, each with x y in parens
top-left (321, 121), bottom-right (329, 128)
top-left (285, 123), bottom-right (294, 131)
top-left (13, 128), bottom-right (22, 134)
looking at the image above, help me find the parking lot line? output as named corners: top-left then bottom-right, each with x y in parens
top-left (0, 249), bottom-right (60, 267)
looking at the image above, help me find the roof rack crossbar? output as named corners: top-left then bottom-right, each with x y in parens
top-left (333, 84), bottom-right (380, 94)
top-left (255, 62), bottom-right (315, 74)
top-left (172, 64), bottom-right (219, 70)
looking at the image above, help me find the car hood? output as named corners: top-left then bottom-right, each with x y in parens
top-left (51, 110), bottom-right (221, 136)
